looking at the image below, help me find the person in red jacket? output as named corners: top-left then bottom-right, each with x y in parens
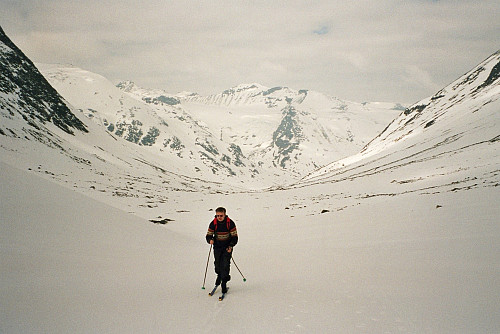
top-left (206, 207), bottom-right (238, 293)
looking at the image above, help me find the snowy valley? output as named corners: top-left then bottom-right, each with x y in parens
top-left (1, 25), bottom-right (499, 333)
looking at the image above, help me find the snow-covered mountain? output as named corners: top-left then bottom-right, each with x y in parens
top-left (110, 79), bottom-right (401, 177)
top-left (358, 50), bottom-right (499, 162)
top-left (0, 27), bottom-right (87, 140)
top-left (182, 84), bottom-right (402, 176)
top-left (1, 25), bottom-right (397, 216)
top-left (0, 28), bottom-right (260, 219)
top-left (297, 50), bottom-right (500, 202)
top-left (37, 64), bottom-right (263, 183)
top-left (2, 27), bottom-right (499, 333)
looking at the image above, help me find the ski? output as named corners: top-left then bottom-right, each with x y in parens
top-left (208, 285), bottom-right (219, 296)
top-left (219, 287), bottom-right (229, 301)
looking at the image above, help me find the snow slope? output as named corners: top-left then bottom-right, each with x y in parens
top-left (300, 51), bottom-right (500, 195)
top-left (2, 158), bottom-right (499, 333)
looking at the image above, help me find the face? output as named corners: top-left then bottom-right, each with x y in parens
top-left (216, 211), bottom-right (225, 221)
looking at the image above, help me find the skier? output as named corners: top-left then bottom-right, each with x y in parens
top-left (206, 207), bottom-right (238, 294)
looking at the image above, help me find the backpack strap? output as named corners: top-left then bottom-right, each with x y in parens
top-left (214, 216), bottom-right (231, 231)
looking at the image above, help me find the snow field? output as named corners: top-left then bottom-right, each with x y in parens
top-left (2, 161), bottom-right (498, 333)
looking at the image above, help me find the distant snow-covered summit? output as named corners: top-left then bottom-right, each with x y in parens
top-left (112, 79), bottom-right (401, 176)
top-left (179, 83), bottom-right (324, 108)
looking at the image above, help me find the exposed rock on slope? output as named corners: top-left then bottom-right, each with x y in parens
top-left (0, 26), bottom-right (87, 138)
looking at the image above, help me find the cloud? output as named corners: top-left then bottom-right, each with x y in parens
top-left (1, 0), bottom-right (499, 103)
top-left (404, 65), bottom-right (439, 93)
top-left (344, 52), bottom-right (369, 71)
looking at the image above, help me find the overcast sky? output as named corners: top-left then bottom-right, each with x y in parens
top-left (2, 0), bottom-right (499, 104)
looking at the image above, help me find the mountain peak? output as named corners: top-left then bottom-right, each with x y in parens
top-left (222, 83), bottom-right (268, 95)
top-left (116, 80), bottom-right (138, 92)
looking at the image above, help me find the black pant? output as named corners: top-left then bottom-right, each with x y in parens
top-left (213, 246), bottom-right (232, 284)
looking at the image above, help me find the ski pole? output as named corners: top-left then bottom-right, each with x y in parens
top-left (202, 244), bottom-right (212, 289)
top-left (231, 256), bottom-right (247, 282)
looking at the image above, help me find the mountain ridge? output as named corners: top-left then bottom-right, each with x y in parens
top-left (0, 27), bottom-right (87, 138)
top-left (1, 26), bottom-right (497, 206)
top-left (37, 63), bottom-right (400, 180)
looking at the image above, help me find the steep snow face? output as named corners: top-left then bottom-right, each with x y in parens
top-left (300, 50), bottom-right (500, 198)
top-left (0, 27), bottom-right (87, 139)
top-left (361, 50), bottom-right (500, 156)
